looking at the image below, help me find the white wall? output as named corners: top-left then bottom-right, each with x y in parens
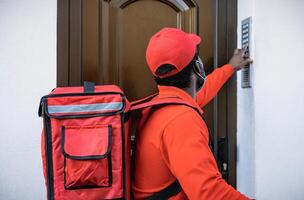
top-left (237, 0), bottom-right (255, 197)
top-left (0, 0), bottom-right (57, 199)
top-left (237, 0), bottom-right (304, 199)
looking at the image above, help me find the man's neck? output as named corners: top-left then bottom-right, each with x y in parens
top-left (182, 87), bottom-right (196, 99)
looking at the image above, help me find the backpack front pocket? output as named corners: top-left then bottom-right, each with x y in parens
top-left (61, 124), bottom-right (112, 190)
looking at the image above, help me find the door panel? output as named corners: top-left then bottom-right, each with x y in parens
top-left (197, 0), bottom-right (215, 160)
top-left (70, 0), bottom-right (82, 86)
top-left (83, 0), bottom-right (99, 84)
top-left (104, 0), bottom-right (179, 100)
top-left (57, 0), bottom-right (237, 187)
top-left (82, 0), bottom-right (198, 101)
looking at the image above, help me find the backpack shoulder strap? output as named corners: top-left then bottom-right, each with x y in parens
top-left (144, 180), bottom-right (182, 200)
top-left (131, 93), bottom-right (158, 107)
top-left (130, 96), bottom-right (200, 114)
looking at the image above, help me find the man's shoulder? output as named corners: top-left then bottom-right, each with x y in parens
top-left (157, 103), bottom-right (198, 115)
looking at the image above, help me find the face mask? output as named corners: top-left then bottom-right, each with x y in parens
top-left (193, 57), bottom-right (206, 92)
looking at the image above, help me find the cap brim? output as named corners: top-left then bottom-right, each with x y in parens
top-left (188, 34), bottom-right (202, 45)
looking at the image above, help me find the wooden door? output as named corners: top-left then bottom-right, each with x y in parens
top-left (57, 0), bottom-right (237, 187)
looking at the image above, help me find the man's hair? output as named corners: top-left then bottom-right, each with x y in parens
top-left (154, 54), bottom-right (197, 89)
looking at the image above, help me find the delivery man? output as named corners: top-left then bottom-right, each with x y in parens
top-left (132, 27), bottom-right (253, 200)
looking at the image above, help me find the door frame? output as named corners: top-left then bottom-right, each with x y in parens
top-left (214, 0), bottom-right (238, 187)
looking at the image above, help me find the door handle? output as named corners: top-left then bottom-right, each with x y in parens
top-left (218, 137), bottom-right (228, 180)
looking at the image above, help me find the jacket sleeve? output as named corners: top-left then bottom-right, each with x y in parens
top-left (196, 64), bottom-right (235, 107)
top-left (160, 111), bottom-right (250, 200)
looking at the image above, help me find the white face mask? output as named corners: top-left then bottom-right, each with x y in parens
top-left (193, 57), bottom-right (206, 91)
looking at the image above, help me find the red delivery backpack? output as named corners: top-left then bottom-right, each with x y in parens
top-left (38, 82), bottom-right (202, 200)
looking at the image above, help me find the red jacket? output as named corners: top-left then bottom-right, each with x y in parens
top-left (132, 64), bottom-right (250, 200)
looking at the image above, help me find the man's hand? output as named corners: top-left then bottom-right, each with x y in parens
top-left (228, 46), bottom-right (253, 71)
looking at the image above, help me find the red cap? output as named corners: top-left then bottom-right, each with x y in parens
top-left (146, 27), bottom-right (201, 78)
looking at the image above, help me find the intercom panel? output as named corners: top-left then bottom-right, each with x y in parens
top-left (241, 17), bottom-right (252, 88)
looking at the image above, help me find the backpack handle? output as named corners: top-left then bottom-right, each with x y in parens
top-left (83, 81), bottom-right (95, 93)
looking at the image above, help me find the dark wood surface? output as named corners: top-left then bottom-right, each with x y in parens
top-left (57, 0), bottom-right (237, 188)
